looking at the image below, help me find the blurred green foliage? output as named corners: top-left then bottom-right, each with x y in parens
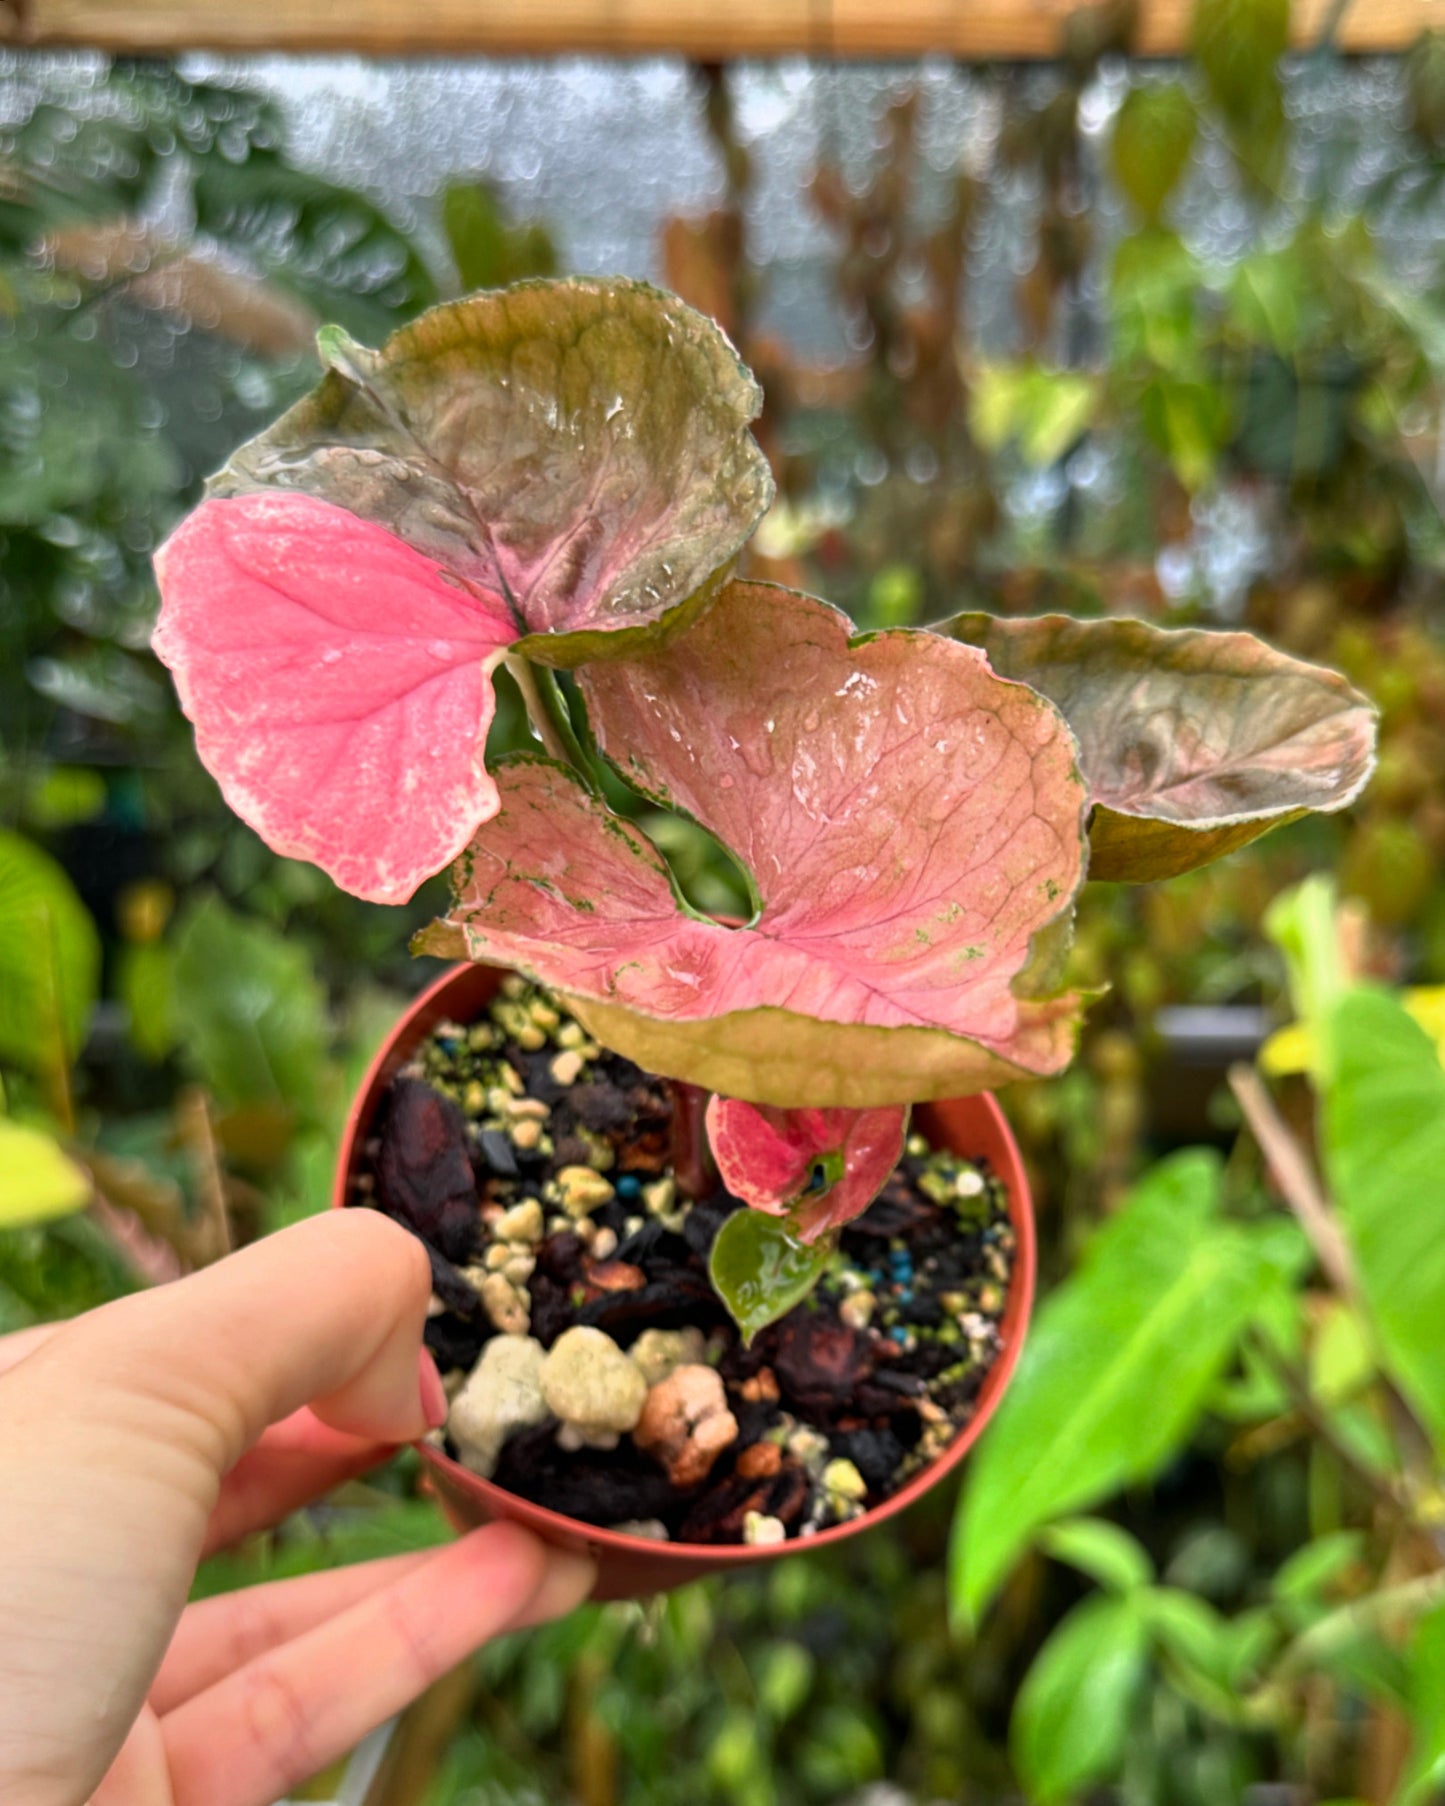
top-left (2, 17), bottom-right (1445, 1806)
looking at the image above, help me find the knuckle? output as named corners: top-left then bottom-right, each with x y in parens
top-left (235, 1661), bottom-right (315, 1781)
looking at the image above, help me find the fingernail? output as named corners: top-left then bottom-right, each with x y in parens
top-left (418, 1347), bottom-right (449, 1430)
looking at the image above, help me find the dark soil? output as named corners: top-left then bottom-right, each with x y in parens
top-left (349, 977), bottom-right (1016, 1547)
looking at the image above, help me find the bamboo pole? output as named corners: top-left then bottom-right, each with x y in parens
top-left (2, 0), bottom-right (1440, 59)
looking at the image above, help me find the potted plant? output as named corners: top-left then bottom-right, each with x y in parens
top-left (150, 277), bottom-right (1377, 1597)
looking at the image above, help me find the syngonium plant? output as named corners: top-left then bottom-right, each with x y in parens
top-left (152, 277), bottom-right (1378, 1335)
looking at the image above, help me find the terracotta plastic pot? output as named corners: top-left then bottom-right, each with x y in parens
top-left (334, 961), bottom-right (1036, 1600)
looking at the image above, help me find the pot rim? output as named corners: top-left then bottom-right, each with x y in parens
top-left (333, 959), bottom-right (1036, 1567)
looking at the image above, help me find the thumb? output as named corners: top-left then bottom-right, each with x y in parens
top-left (47, 1207), bottom-right (438, 1469)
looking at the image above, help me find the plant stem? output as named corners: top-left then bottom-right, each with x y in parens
top-left (1274, 1568), bottom-right (1445, 1682)
top-left (1246, 1327), bottom-right (1409, 1517)
top-left (668, 1080), bottom-right (717, 1202)
top-left (1228, 1063), bottom-right (1357, 1306)
top-left (507, 656), bottom-right (598, 784)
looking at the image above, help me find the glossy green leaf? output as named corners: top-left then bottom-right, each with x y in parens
top-left (939, 614), bottom-right (1376, 882)
top-left (1011, 1594), bottom-right (1148, 1804)
top-left (708, 1208), bottom-right (836, 1344)
top-left (442, 181), bottom-right (558, 291)
top-left (209, 277), bottom-right (773, 668)
top-left (192, 147), bottom-right (438, 343)
top-left (171, 894), bottom-right (328, 1121)
top-left (1399, 1602), bottom-right (1445, 1805)
top-left (1136, 1588), bottom-right (1249, 1717)
top-left (0, 1118), bottom-right (90, 1228)
top-left (1038, 1517), bottom-right (1155, 1593)
top-left (0, 830), bottom-right (100, 1100)
top-left (951, 1151), bottom-right (1286, 1623)
top-left (1321, 987), bottom-right (1445, 1454)
top-left (1192, 0), bottom-right (1289, 191)
top-left (1110, 84), bottom-right (1198, 222)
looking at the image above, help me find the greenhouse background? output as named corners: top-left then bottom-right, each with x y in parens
top-left (5, 3), bottom-right (1445, 1801)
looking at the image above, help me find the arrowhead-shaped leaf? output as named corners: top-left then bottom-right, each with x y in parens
top-left (419, 582), bottom-right (1090, 1108)
top-left (153, 492), bottom-right (518, 905)
top-left (209, 277), bottom-right (773, 667)
top-left (705, 1095), bottom-right (908, 1243)
top-left (939, 613), bottom-right (1377, 882)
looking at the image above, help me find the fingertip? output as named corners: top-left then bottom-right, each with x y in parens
top-left (452, 1523), bottom-right (597, 1629)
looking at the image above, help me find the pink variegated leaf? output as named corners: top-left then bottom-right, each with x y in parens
top-left (417, 581), bottom-right (1091, 1108)
top-left (153, 491), bottom-right (518, 905)
top-left (706, 1095), bottom-right (909, 1243)
top-left (208, 279), bottom-right (773, 668)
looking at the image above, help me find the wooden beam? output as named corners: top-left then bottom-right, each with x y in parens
top-left (4, 0), bottom-right (1441, 59)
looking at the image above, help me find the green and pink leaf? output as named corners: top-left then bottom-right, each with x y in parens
top-left (706, 1096), bottom-right (908, 1242)
top-left (940, 613), bottom-right (1377, 882)
top-left (418, 582), bottom-right (1091, 1108)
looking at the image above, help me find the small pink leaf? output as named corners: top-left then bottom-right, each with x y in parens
top-left (418, 582), bottom-right (1090, 1107)
top-left (153, 491), bottom-right (518, 905)
top-left (706, 1095), bottom-right (909, 1243)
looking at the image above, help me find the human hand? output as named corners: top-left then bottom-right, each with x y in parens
top-left (0, 1209), bottom-right (595, 1806)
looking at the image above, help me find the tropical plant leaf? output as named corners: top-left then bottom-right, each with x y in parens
top-left (192, 147), bottom-right (439, 342)
top-left (1011, 1594), bottom-right (1149, 1804)
top-left (705, 1097), bottom-right (909, 1243)
top-left (153, 492), bottom-right (519, 905)
top-left (420, 583), bottom-right (1090, 1108)
top-left (1110, 83), bottom-right (1198, 222)
top-left (0, 1118), bottom-right (91, 1228)
top-left (0, 830), bottom-right (100, 1104)
top-left (207, 278), bottom-right (772, 670)
top-left (1038, 1517), bottom-right (1155, 1593)
top-left (1400, 1601), bottom-right (1445, 1806)
top-left (708, 1208), bottom-right (837, 1343)
top-left (950, 1150), bottom-right (1289, 1623)
top-left (171, 894), bottom-right (328, 1122)
top-left (1321, 987), bottom-right (1445, 1454)
top-left (940, 613), bottom-right (1376, 881)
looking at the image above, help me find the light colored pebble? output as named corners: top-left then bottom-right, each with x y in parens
top-left (506, 1097), bottom-right (550, 1121)
top-left (786, 1426), bottom-right (830, 1472)
top-left (485, 1243), bottom-right (513, 1271)
top-left (743, 1512), bottom-right (788, 1547)
top-left (557, 1165), bottom-right (615, 1218)
top-left (630, 1327), bottom-right (707, 1388)
top-left (610, 1519), bottom-right (671, 1542)
top-left (540, 1326), bottom-right (647, 1443)
top-left (822, 1458), bottom-right (868, 1503)
top-left (591, 1226), bottom-right (619, 1260)
top-left (550, 1049), bottom-right (585, 1087)
top-left (641, 1176), bottom-right (675, 1217)
top-left (501, 1253), bottom-right (536, 1286)
top-left (496, 1198), bottom-right (544, 1244)
top-left (556, 1021), bottom-right (586, 1050)
top-left (955, 1168), bottom-right (985, 1199)
top-left (481, 1272), bottom-right (530, 1335)
top-left (448, 1335), bottom-right (549, 1478)
top-left (839, 1291), bottom-right (876, 1331)
top-left (511, 1119), bottom-right (542, 1151)
top-left (634, 1364), bottom-right (738, 1487)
